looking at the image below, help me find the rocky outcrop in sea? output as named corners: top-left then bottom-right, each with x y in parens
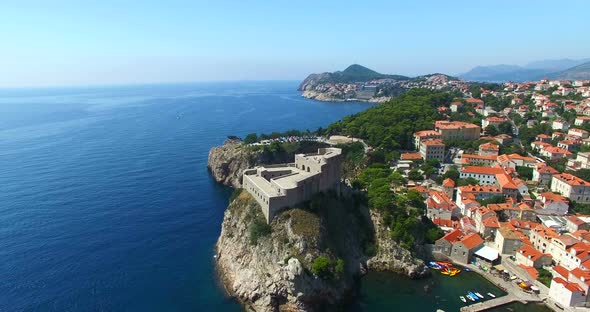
top-left (215, 190), bottom-right (429, 312)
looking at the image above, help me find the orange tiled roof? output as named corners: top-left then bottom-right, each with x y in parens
top-left (553, 173), bottom-right (590, 186)
top-left (460, 232), bottom-right (484, 249)
top-left (442, 178), bottom-right (455, 188)
top-left (401, 152), bottom-right (422, 160)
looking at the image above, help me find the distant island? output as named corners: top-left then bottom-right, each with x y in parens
top-left (298, 64), bottom-right (464, 102)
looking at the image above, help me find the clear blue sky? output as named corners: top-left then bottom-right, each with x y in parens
top-left (1, 0), bottom-right (589, 87)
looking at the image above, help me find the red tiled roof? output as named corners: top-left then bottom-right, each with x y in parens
top-left (553, 265), bottom-right (569, 278)
top-left (460, 232), bottom-right (484, 249)
top-left (518, 264), bottom-right (539, 280)
top-left (517, 245), bottom-right (549, 262)
top-left (461, 166), bottom-right (505, 175)
top-left (401, 152), bottom-right (422, 160)
top-left (553, 277), bottom-right (585, 293)
top-left (442, 178), bottom-right (455, 188)
top-left (482, 216), bottom-right (500, 228)
top-left (553, 173), bottom-right (590, 186)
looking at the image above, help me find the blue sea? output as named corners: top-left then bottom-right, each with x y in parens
top-left (0, 81), bottom-right (372, 311)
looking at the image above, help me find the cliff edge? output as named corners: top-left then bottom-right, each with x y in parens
top-left (215, 190), bottom-right (428, 312)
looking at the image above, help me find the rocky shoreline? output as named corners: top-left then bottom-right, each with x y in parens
top-left (301, 90), bottom-right (391, 103)
top-left (208, 140), bottom-right (430, 311)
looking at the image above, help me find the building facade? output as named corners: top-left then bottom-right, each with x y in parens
top-left (243, 148), bottom-right (343, 223)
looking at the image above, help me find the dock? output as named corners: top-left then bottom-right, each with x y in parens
top-left (460, 295), bottom-right (541, 311)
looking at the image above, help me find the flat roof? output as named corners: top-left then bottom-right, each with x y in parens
top-left (475, 246), bottom-right (499, 261)
top-left (272, 169), bottom-right (317, 189)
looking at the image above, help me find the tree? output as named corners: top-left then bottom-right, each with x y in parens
top-left (426, 227), bottom-right (444, 244)
top-left (335, 258), bottom-right (345, 275)
top-left (408, 169), bottom-right (423, 181)
top-left (407, 189), bottom-right (426, 211)
top-left (516, 166), bottom-right (533, 180)
top-left (243, 133), bottom-right (258, 144)
top-left (311, 256), bottom-right (332, 279)
top-left (457, 177), bottom-right (479, 186)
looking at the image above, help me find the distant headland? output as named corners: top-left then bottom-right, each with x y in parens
top-left (298, 64), bottom-right (462, 102)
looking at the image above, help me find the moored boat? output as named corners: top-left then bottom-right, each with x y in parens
top-left (487, 292), bottom-right (496, 298)
top-left (475, 292), bottom-right (484, 299)
top-left (468, 292), bottom-right (479, 300)
top-left (466, 294), bottom-right (475, 302)
top-left (460, 296), bottom-right (466, 303)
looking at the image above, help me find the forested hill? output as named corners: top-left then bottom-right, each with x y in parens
top-left (325, 89), bottom-right (452, 150)
top-left (298, 64), bottom-right (409, 91)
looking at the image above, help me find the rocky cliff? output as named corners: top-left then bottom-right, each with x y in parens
top-left (207, 139), bottom-right (261, 188)
top-left (215, 190), bottom-right (428, 312)
top-left (207, 139), bottom-right (329, 188)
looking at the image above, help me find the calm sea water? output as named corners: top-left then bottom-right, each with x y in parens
top-left (0, 81), bottom-right (372, 311)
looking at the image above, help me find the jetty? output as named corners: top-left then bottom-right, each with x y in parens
top-left (460, 295), bottom-right (541, 312)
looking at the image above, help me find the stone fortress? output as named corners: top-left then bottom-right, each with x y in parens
top-left (243, 148), bottom-right (343, 223)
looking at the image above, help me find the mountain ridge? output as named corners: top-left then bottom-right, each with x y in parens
top-left (459, 58), bottom-right (590, 82)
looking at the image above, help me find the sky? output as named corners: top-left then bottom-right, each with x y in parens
top-left (1, 0), bottom-right (589, 87)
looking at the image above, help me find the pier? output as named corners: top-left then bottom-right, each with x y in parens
top-left (460, 295), bottom-right (541, 311)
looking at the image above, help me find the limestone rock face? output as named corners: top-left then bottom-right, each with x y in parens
top-left (207, 139), bottom-right (263, 188)
top-left (366, 210), bottom-right (430, 278)
top-left (215, 193), bottom-right (354, 312)
top-left (215, 192), bottom-right (429, 312)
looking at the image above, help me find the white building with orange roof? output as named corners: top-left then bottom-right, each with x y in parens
top-left (494, 226), bottom-right (523, 255)
top-left (560, 242), bottom-right (590, 272)
top-left (535, 192), bottom-right (569, 215)
top-left (569, 128), bottom-right (590, 139)
top-left (575, 116), bottom-right (590, 126)
top-left (567, 216), bottom-right (590, 233)
top-left (532, 163), bottom-right (558, 186)
top-left (530, 225), bottom-right (559, 254)
top-left (567, 152), bottom-right (590, 171)
top-left (460, 153), bottom-right (497, 167)
top-left (550, 235), bottom-right (581, 269)
top-left (551, 173), bottom-right (590, 204)
top-left (442, 178), bottom-right (455, 198)
top-left (473, 206), bottom-right (498, 238)
top-left (516, 244), bottom-right (552, 268)
top-left (479, 142), bottom-right (499, 156)
top-left (426, 190), bottom-right (459, 222)
top-left (549, 275), bottom-right (587, 308)
top-left (419, 138), bottom-right (445, 161)
top-left (413, 130), bottom-right (441, 149)
top-left (482, 116), bottom-right (509, 130)
top-left (540, 146), bottom-right (573, 161)
top-left (434, 120), bottom-right (481, 141)
top-left (535, 134), bottom-right (552, 143)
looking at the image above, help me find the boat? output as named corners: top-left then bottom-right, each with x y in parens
top-left (440, 270), bottom-right (450, 275)
top-left (475, 292), bottom-right (484, 299)
top-left (468, 292), bottom-right (479, 301)
top-left (487, 292), bottom-right (496, 298)
top-left (466, 294), bottom-right (475, 302)
top-left (460, 296), bottom-right (466, 303)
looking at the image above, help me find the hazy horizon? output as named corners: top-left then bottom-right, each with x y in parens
top-left (2, 0), bottom-right (589, 87)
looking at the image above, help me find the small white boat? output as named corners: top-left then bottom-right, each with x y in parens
top-left (466, 294), bottom-right (475, 302)
top-left (475, 292), bottom-right (484, 299)
top-left (487, 292), bottom-right (496, 298)
top-left (460, 296), bottom-right (467, 303)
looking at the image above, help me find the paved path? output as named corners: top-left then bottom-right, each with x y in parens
top-left (455, 262), bottom-right (553, 311)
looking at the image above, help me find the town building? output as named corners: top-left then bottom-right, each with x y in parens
top-left (479, 142), bottom-right (499, 156)
top-left (243, 148), bottom-right (342, 223)
top-left (551, 173), bottom-right (590, 204)
top-left (515, 245), bottom-right (552, 268)
top-left (434, 120), bottom-right (481, 141)
top-left (532, 163), bottom-right (558, 186)
top-left (494, 226), bottom-right (524, 255)
top-left (413, 130), bottom-right (442, 149)
top-left (419, 139), bottom-right (445, 161)
top-left (535, 192), bottom-right (570, 216)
